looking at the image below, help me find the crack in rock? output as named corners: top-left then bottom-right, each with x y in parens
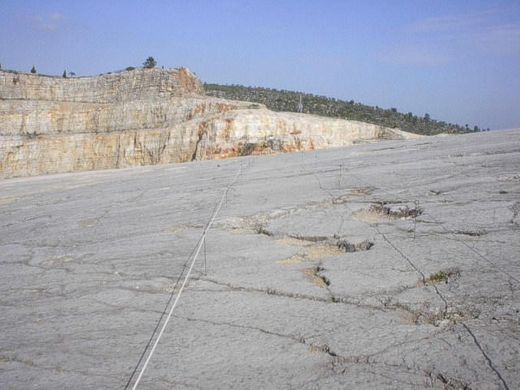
top-left (174, 314), bottom-right (340, 360)
top-left (453, 230), bottom-right (487, 237)
top-left (511, 201), bottom-right (520, 225)
top-left (336, 238), bottom-right (374, 253)
top-left (303, 266), bottom-right (330, 288)
top-left (288, 234), bottom-right (374, 254)
top-left (195, 276), bottom-right (387, 312)
top-left (327, 338), bottom-right (475, 389)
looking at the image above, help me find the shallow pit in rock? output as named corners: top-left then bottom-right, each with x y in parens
top-left (336, 239), bottom-right (374, 252)
top-left (368, 202), bottom-right (423, 219)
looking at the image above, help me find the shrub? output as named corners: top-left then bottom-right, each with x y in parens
top-left (143, 56), bottom-right (157, 69)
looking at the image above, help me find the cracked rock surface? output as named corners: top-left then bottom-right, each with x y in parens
top-left (1, 129), bottom-right (519, 389)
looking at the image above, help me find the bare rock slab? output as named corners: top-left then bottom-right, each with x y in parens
top-left (0, 129), bottom-right (519, 388)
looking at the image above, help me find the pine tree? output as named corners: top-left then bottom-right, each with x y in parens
top-left (30, 65), bottom-right (37, 74)
top-left (143, 56), bottom-right (157, 69)
top-left (62, 70), bottom-right (67, 78)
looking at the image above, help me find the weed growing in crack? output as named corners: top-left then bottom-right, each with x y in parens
top-left (425, 269), bottom-right (461, 285)
top-left (429, 271), bottom-right (451, 284)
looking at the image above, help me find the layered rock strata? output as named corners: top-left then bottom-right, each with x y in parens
top-left (0, 68), bottom-right (418, 178)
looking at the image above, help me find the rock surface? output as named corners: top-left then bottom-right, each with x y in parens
top-left (0, 68), bottom-right (418, 179)
top-left (0, 129), bottom-right (519, 388)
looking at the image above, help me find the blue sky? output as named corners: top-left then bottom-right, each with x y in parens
top-left (1, 0), bottom-right (519, 130)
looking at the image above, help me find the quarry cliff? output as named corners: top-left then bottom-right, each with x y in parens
top-left (0, 68), bottom-right (419, 178)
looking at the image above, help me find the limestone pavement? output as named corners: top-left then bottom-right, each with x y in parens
top-left (0, 129), bottom-right (519, 388)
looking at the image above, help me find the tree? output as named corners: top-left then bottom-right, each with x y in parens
top-left (424, 113), bottom-right (430, 121)
top-left (143, 56), bottom-right (157, 69)
top-left (30, 65), bottom-right (37, 74)
top-left (62, 70), bottom-right (67, 78)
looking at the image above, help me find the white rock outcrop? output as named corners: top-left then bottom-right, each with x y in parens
top-left (0, 68), bottom-right (419, 178)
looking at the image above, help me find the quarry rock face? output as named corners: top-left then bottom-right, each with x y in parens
top-left (0, 68), bottom-right (418, 178)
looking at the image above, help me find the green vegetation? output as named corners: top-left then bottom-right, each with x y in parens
top-left (62, 69), bottom-right (67, 78)
top-left (204, 84), bottom-right (484, 135)
top-left (143, 56), bottom-right (157, 69)
top-left (428, 271), bottom-right (450, 284)
top-left (426, 269), bottom-right (460, 285)
top-left (30, 65), bottom-right (36, 74)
